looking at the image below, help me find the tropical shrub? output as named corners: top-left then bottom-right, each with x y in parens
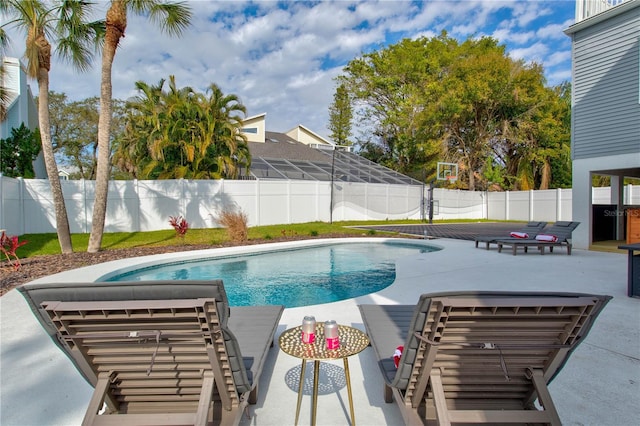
top-left (1, 231), bottom-right (28, 270)
top-left (168, 215), bottom-right (189, 239)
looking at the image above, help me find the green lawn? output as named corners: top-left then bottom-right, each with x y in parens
top-left (14, 219), bottom-right (495, 258)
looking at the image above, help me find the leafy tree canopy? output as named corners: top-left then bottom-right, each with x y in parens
top-left (43, 91), bottom-right (127, 179)
top-left (0, 123), bottom-right (41, 177)
top-left (337, 31), bottom-right (571, 190)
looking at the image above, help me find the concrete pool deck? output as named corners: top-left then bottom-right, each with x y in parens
top-left (1, 237), bottom-right (639, 425)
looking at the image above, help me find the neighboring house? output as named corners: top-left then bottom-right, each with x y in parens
top-left (242, 113), bottom-right (335, 148)
top-left (242, 113), bottom-right (348, 150)
top-left (0, 56), bottom-right (45, 178)
top-left (564, 0), bottom-right (640, 249)
top-left (58, 169), bottom-right (70, 180)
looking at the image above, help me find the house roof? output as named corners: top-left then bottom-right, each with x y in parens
top-left (285, 124), bottom-right (333, 147)
top-left (244, 131), bottom-right (422, 185)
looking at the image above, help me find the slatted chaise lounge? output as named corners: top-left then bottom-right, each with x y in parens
top-left (18, 280), bottom-right (284, 426)
top-left (496, 221), bottom-right (580, 256)
top-left (358, 291), bottom-right (611, 425)
top-left (474, 221), bottom-right (547, 250)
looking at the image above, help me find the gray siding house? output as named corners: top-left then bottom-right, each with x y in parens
top-left (564, 0), bottom-right (640, 249)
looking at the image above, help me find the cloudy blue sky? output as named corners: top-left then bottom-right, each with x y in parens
top-left (4, 0), bottom-right (577, 140)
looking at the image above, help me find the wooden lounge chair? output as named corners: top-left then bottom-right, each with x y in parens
top-left (18, 280), bottom-right (284, 426)
top-left (496, 221), bottom-right (580, 256)
top-left (474, 221), bottom-right (547, 250)
top-left (359, 291), bottom-right (611, 425)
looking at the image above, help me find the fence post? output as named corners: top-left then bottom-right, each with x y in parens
top-left (82, 179), bottom-right (88, 233)
top-left (529, 190), bottom-right (534, 221)
top-left (134, 179), bottom-right (140, 232)
top-left (482, 191), bottom-right (487, 220)
top-left (315, 181), bottom-right (320, 221)
top-left (557, 188), bottom-right (562, 222)
top-left (18, 177), bottom-right (25, 235)
top-left (287, 180), bottom-right (291, 224)
top-left (382, 184), bottom-right (386, 219)
top-left (180, 179), bottom-right (186, 217)
top-left (505, 191), bottom-right (510, 221)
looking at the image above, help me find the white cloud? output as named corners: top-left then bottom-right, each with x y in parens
top-left (546, 68), bottom-right (572, 85)
top-left (511, 0), bottom-right (553, 27)
top-left (536, 19), bottom-right (575, 39)
top-left (3, 0), bottom-right (575, 139)
top-left (546, 50), bottom-right (572, 67)
top-left (491, 27), bottom-right (536, 45)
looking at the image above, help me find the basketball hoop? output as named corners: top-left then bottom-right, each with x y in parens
top-left (436, 162), bottom-right (459, 182)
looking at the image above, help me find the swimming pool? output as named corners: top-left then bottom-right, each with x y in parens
top-left (107, 241), bottom-right (439, 307)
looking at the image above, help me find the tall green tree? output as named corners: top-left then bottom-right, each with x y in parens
top-left (339, 34), bottom-right (456, 181)
top-left (339, 32), bottom-right (567, 190)
top-left (490, 73), bottom-right (571, 190)
top-left (328, 83), bottom-right (353, 146)
top-left (47, 92), bottom-right (126, 179)
top-left (57, 96), bottom-right (101, 178)
top-left (547, 82), bottom-right (572, 188)
top-left (0, 123), bottom-right (41, 177)
top-left (1, 0), bottom-right (103, 253)
top-left (89, 0), bottom-right (192, 253)
top-left (439, 38), bottom-right (516, 190)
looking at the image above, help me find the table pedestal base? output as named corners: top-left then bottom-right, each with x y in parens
top-left (294, 359), bottom-right (355, 426)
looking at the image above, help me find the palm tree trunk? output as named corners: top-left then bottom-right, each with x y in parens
top-left (37, 57), bottom-right (73, 253)
top-left (87, 38), bottom-right (116, 252)
top-left (88, 2), bottom-right (126, 253)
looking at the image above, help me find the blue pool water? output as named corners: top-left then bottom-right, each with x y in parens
top-left (107, 241), bottom-right (438, 308)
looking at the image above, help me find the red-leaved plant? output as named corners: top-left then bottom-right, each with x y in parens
top-left (1, 231), bottom-right (28, 271)
top-left (169, 216), bottom-right (189, 240)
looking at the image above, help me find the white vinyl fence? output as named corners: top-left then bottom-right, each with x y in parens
top-left (1, 175), bottom-right (638, 236)
top-left (485, 188), bottom-right (573, 222)
top-left (0, 178), bottom-right (425, 235)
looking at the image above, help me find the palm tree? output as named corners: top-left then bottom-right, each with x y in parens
top-left (0, 61), bottom-right (8, 123)
top-left (89, 0), bottom-right (191, 253)
top-left (0, 0), bottom-right (103, 253)
top-left (116, 75), bottom-right (249, 181)
top-left (0, 30), bottom-right (9, 121)
top-left (113, 79), bottom-right (166, 178)
top-left (204, 83), bottom-right (249, 179)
